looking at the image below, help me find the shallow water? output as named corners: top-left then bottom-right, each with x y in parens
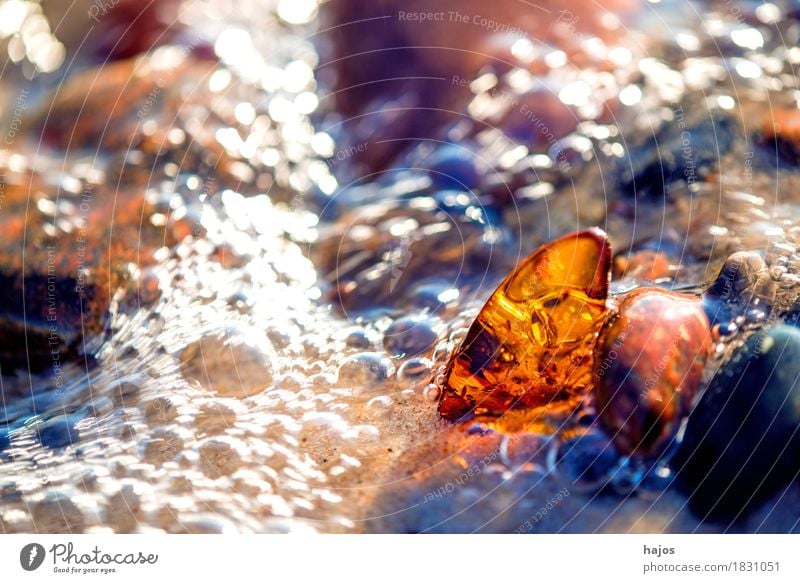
top-left (0, 0), bottom-right (799, 533)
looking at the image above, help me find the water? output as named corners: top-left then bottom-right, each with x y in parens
top-left (0, 0), bottom-right (799, 533)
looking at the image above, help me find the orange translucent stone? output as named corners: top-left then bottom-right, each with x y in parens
top-left (439, 229), bottom-right (611, 432)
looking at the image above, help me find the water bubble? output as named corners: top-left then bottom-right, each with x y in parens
top-left (397, 357), bottom-right (432, 386)
top-left (180, 330), bottom-right (276, 399)
top-left (422, 383), bottom-right (441, 403)
top-left (364, 395), bottom-right (394, 421)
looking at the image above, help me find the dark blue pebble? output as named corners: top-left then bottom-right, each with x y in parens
top-left (383, 316), bottom-right (438, 357)
top-left (37, 414), bottom-right (85, 449)
top-left (674, 325), bottom-right (800, 522)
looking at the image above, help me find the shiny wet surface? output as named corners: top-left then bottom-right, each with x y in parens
top-left (0, 0), bottom-right (799, 533)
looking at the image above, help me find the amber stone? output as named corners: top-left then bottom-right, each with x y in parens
top-left (439, 228), bottom-right (611, 431)
top-left (593, 288), bottom-right (711, 458)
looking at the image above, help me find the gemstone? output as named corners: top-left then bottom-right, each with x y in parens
top-left (439, 228), bottom-right (611, 432)
top-left (594, 288), bottom-right (711, 457)
top-left (674, 325), bottom-right (800, 521)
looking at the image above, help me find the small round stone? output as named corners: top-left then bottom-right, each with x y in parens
top-left (337, 352), bottom-right (395, 392)
top-left (675, 325), bottom-right (800, 521)
top-left (31, 494), bottom-right (86, 533)
top-left (383, 316), bottom-right (438, 357)
top-left (594, 288), bottom-right (711, 458)
top-left (703, 251), bottom-right (775, 325)
top-left (705, 251), bottom-right (767, 300)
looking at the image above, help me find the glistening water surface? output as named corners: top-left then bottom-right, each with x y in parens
top-left (0, 0), bottom-right (799, 533)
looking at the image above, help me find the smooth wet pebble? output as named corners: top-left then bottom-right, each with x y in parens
top-left (675, 325), bottom-right (800, 521)
top-left (594, 288), bottom-right (711, 458)
top-left (703, 251), bottom-right (775, 325)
